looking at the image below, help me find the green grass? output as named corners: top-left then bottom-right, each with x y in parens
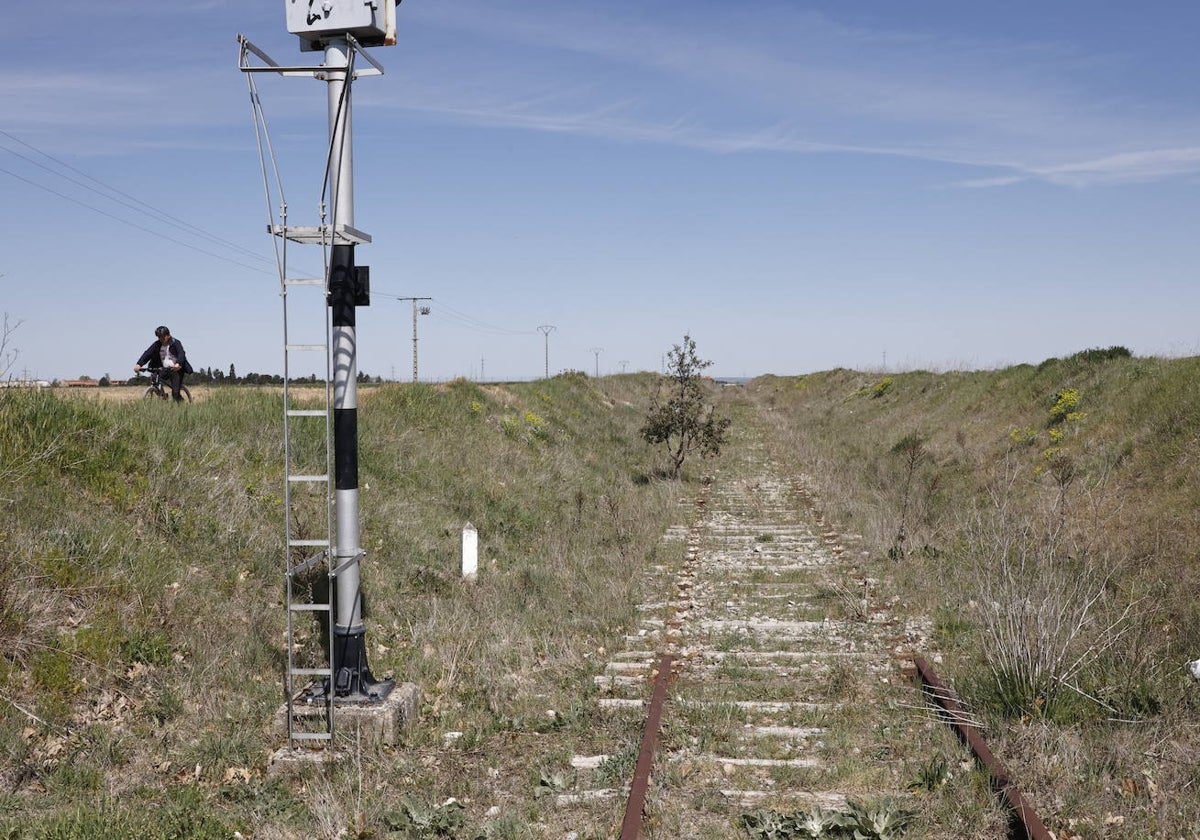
top-left (6, 354), bottom-right (1200, 837)
top-left (0, 376), bottom-right (684, 836)
top-left (746, 354), bottom-right (1200, 835)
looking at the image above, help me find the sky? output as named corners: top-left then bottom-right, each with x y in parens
top-left (4, 1), bottom-right (1200, 382)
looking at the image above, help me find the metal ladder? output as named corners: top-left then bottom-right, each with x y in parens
top-left (280, 227), bottom-right (336, 749)
top-left (239, 36), bottom-right (382, 749)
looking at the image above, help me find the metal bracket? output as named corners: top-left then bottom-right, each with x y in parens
top-left (330, 550), bottom-right (366, 577)
top-left (287, 549), bottom-right (330, 578)
top-left (238, 34), bottom-right (383, 79)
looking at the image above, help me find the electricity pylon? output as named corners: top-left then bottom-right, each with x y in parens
top-left (538, 325), bottom-right (556, 379)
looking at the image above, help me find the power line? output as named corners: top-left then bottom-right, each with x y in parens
top-left (0, 164), bottom-right (277, 276)
top-left (0, 130), bottom-right (276, 267)
top-left (0, 129), bottom-right (324, 280)
top-left (372, 291), bottom-right (534, 337)
top-left (430, 298), bottom-right (535, 336)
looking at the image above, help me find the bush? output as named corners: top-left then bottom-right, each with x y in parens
top-left (1048, 388), bottom-right (1082, 423)
top-left (1067, 346), bottom-right (1132, 363)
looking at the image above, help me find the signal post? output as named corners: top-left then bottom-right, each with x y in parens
top-left (242, 0), bottom-right (417, 755)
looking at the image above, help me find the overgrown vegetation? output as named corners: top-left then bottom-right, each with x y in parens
top-left (742, 798), bottom-right (916, 839)
top-left (641, 333), bottom-right (731, 478)
top-left (748, 352), bottom-right (1200, 836)
top-left (0, 374), bottom-right (681, 837)
top-left (6, 346), bottom-right (1200, 837)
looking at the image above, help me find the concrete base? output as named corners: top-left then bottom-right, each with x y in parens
top-left (267, 745), bottom-right (336, 776)
top-left (270, 681), bottom-right (420, 755)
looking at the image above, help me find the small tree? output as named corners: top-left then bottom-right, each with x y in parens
top-left (641, 334), bottom-right (731, 479)
top-left (889, 432), bottom-right (929, 561)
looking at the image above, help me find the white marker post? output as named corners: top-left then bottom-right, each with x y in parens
top-left (462, 523), bottom-right (478, 581)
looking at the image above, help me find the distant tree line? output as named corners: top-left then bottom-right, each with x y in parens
top-left (120, 365), bottom-right (382, 386)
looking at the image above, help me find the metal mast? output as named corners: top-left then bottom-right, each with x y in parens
top-left (240, 1), bottom-right (399, 715)
top-left (323, 35), bottom-right (384, 702)
top-left (396, 297), bottom-right (431, 382)
top-left (538, 324), bottom-right (556, 379)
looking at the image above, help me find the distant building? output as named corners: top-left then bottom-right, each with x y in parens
top-left (62, 379), bottom-right (99, 388)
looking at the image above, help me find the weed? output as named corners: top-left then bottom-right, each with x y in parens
top-left (595, 740), bottom-right (638, 786)
top-left (908, 753), bottom-right (949, 793)
top-left (932, 605), bottom-right (972, 649)
top-left (961, 506), bottom-right (1138, 721)
top-left (1048, 388), bottom-right (1083, 424)
top-left (4, 788), bottom-right (232, 840)
top-left (741, 797), bottom-right (916, 839)
top-left (382, 797), bottom-right (467, 838)
top-left (855, 377), bottom-right (895, 399)
top-left (889, 432), bottom-right (929, 561)
top-left (120, 629), bottom-right (173, 667)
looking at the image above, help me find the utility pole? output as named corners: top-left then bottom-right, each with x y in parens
top-left (619, 360), bottom-right (629, 374)
top-left (480, 357), bottom-right (485, 382)
top-left (538, 325), bottom-right (556, 379)
top-left (590, 347), bottom-right (603, 379)
top-left (396, 297), bottom-right (431, 382)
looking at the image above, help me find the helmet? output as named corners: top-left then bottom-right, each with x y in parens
top-left (155, 326), bottom-right (170, 338)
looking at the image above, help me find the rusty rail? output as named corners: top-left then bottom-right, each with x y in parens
top-left (912, 655), bottom-right (1052, 840)
top-left (618, 653), bottom-right (676, 840)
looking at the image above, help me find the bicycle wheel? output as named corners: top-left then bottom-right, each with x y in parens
top-left (179, 386), bottom-right (192, 403)
top-left (143, 387), bottom-right (166, 400)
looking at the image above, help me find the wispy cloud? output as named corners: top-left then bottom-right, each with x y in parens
top-left (384, 86), bottom-right (1011, 170)
top-left (957, 147), bottom-right (1200, 188)
top-left (397, 1), bottom-right (1200, 188)
top-left (10, 2), bottom-right (1200, 186)
top-left (2, 66), bottom-right (264, 156)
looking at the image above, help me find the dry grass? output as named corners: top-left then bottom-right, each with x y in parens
top-left (7, 357), bottom-right (1200, 837)
top-left (0, 374), bottom-right (687, 838)
top-left (744, 358), bottom-right (1200, 836)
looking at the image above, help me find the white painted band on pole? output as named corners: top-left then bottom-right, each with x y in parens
top-left (462, 522), bottom-right (478, 580)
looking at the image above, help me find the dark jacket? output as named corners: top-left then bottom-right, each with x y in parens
top-left (137, 338), bottom-right (194, 374)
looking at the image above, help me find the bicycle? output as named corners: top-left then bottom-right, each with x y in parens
top-left (137, 369), bottom-right (192, 403)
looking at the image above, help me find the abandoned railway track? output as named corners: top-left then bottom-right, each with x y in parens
top-left (551, 434), bottom-right (1030, 838)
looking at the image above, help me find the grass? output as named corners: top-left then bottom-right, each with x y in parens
top-left (0, 374), bottom-right (687, 837)
top-left (6, 353), bottom-right (1200, 836)
top-left (747, 354), bottom-right (1200, 835)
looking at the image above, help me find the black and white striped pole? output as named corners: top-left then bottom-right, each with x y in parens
top-left (290, 1), bottom-right (398, 702)
top-left (325, 36), bottom-right (389, 703)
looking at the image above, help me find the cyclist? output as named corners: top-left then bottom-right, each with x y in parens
top-left (133, 326), bottom-right (193, 402)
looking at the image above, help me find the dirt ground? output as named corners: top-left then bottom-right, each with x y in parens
top-left (54, 384), bottom-right (214, 402)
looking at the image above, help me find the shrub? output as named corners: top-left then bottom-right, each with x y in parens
top-left (855, 377), bottom-right (894, 398)
top-left (1067, 346), bottom-right (1132, 363)
top-left (963, 508), bottom-right (1136, 722)
top-left (1048, 388), bottom-right (1081, 423)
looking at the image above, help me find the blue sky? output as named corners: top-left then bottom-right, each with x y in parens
top-left (4, 1), bottom-right (1200, 382)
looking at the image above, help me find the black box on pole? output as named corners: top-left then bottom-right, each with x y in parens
top-left (354, 265), bottom-right (370, 306)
